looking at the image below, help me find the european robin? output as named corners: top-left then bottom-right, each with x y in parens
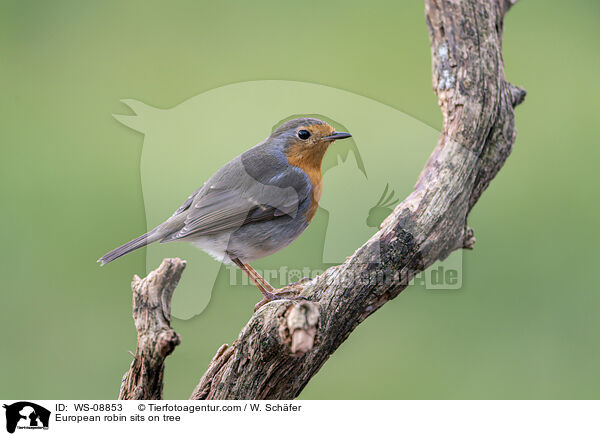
top-left (99, 117), bottom-right (351, 310)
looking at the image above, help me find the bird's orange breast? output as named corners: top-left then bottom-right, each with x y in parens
top-left (285, 145), bottom-right (326, 223)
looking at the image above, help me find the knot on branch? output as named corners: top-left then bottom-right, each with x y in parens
top-left (463, 226), bottom-right (476, 249)
top-left (509, 84), bottom-right (527, 108)
top-left (502, 0), bottom-right (519, 14)
top-left (156, 330), bottom-right (182, 358)
top-left (280, 302), bottom-right (320, 356)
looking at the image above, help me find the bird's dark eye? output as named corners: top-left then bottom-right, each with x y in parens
top-left (297, 129), bottom-right (311, 140)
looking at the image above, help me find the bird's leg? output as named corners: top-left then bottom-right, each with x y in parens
top-left (243, 263), bottom-right (277, 294)
top-left (230, 257), bottom-right (273, 294)
top-left (246, 262), bottom-right (309, 311)
top-left (230, 256), bottom-right (278, 299)
top-left (229, 254), bottom-right (307, 311)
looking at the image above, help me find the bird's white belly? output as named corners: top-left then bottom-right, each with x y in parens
top-left (191, 233), bottom-right (234, 264)
top-left (191, 231), bottom-right (282, 264)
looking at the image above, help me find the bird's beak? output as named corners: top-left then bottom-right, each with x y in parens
top-left (323, 131), bottom-right (352, 141)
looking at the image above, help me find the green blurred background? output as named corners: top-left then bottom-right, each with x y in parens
top-left (1, 0), bottom-right (599, 399)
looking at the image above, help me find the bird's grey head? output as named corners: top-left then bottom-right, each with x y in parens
top-left (269, 117), bottom-right (352, 152)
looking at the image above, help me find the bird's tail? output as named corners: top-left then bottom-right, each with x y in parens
top-left (97, 229), bottom-right (163, 266)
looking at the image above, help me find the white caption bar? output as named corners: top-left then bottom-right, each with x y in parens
top-left (1, 400), bottom-right (598, 436)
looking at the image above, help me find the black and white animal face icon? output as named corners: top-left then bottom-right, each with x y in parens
top-left (3, 402), bottom-right (51, 434)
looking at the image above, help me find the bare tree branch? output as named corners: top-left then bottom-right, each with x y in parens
top-left (119, 258), bottom-right (186, 400)
top-left (117, 0), bottom-right (525, 400)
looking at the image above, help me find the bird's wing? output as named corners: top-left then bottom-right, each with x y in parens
top-left (161, 167), bottom-right (310, 242)
top-left (170, 185), bottom-right (203, 217)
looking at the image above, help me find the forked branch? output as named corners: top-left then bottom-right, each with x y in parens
top-left (118, 0), bottom-right (525, 400)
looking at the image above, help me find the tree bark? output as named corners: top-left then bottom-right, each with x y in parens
top-left (118, 0), bottom-right (525, 400)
